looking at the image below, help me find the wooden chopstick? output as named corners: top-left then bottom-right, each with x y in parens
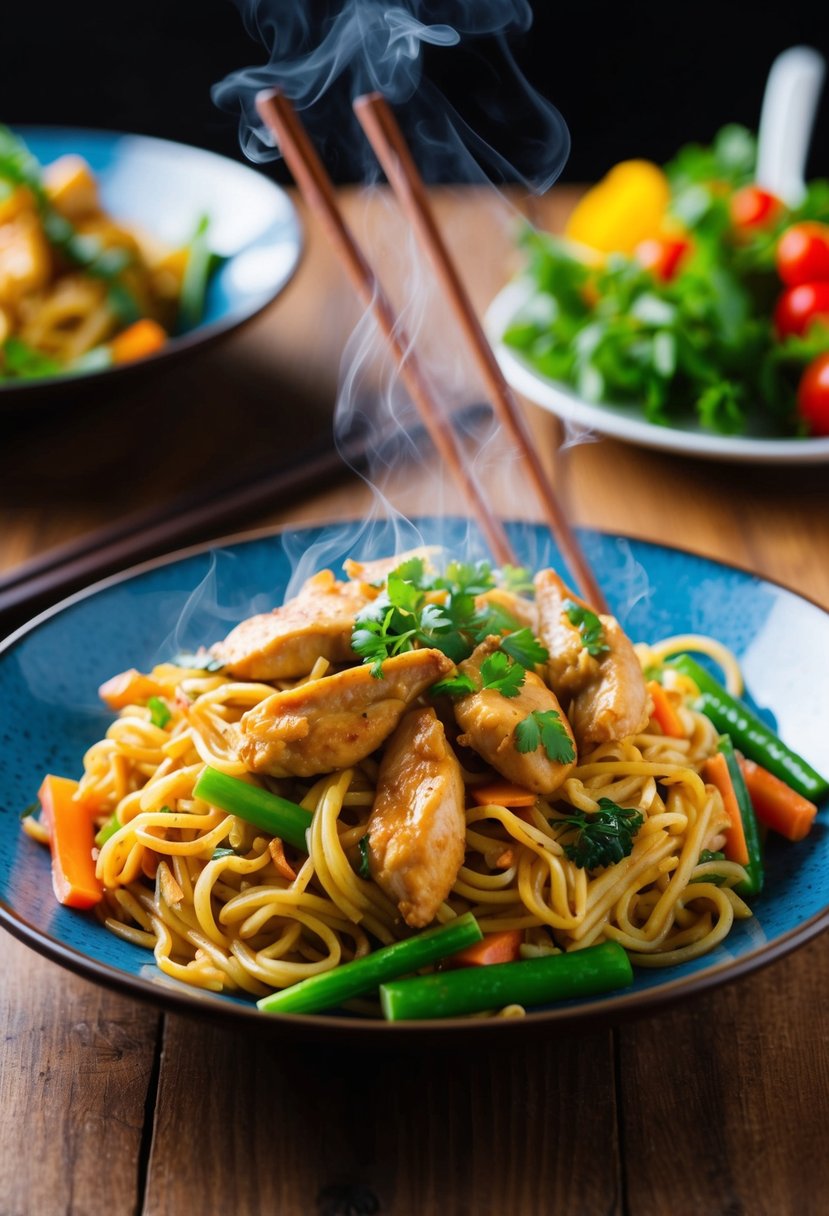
top-left (255, 90), bottom-right (517, 571)
top-left (352, 91), bottom-right (608, 613)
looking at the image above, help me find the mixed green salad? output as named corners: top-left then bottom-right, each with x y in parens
top-left (503, 125), bottom-right (829, 438)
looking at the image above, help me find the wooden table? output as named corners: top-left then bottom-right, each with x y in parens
top-left (2, 187), bottom-right (829, 1216)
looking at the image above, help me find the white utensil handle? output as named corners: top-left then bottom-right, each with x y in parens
top-left (756, 45), bottom-right (825, 206)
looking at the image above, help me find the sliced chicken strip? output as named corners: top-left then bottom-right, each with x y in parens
top-left (453, 637), bottom-right (577, 795)
top-left (476, 586), bottom-right (538, 633)
top-left (237, 648), bottom-right (454, 777)
top-left (534, 569), bottom-right (649, 747)
top-left (569, 617), bottom-right (651, 746)
top-left (368, 708), bottom-right (466, 929)
top-left (343, 546), bottom-right (440, 587)
top-left (211, 570), bottom-right (373, 682)
top-left (534, 568), bottom-right (601, 698)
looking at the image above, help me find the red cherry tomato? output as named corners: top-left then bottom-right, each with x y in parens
top-left (730, 185), bottom-right (782, 231)
top-left (797, 352), bottom-right (829, 436)
top-left (774, 282), bottom-right (829, 338)
top-left (776, 222), bottom-right (829, 286)
top-left (633, 236), bottom-right (691, 281)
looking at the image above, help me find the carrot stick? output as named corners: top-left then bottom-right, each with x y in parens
top-left (449, 929), bottom-right (524, 968)
top-left (701, 751), bottom-right (750, 866)
top-left (739, 757), bottom-right (818, 842)
top-left (647, 680), bottom-right (684, 738)
top-left (38, 775), bottom-right (103, 909)
top-left (470, 781), bottom-right (537, 808)
top-left (109, 318), bottom-right (167, 365)
top-left (98, 668), bottom-right (162, 710)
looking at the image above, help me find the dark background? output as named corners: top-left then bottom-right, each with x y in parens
top-left (3, 1), bottom-right (828, 184)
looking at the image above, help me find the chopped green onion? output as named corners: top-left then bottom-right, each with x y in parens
top-left (193, 766), bottom-right (313, 852)
top-left (257, 912), bottom-right (483, 1016)
top-left (94, 813), bottom-right (121, 848)
top-left (380, 940), bottom-right (633, 1021)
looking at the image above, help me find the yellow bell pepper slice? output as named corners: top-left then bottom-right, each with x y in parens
top-left (564, 159), bottom-right (671, 255)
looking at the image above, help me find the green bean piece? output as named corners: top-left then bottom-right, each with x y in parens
top-left (380, 940), bottom-right (634, 1021)
top-left (193, 766), bottom-right (313, 852)
top-left (177, 214), bottom-right (212, 332)
top-left (718, 735), bottom-right (764, 897)
top-left (667, 654), bottom-right (828, 802)
top-left (257, 913), bottom-right (483, 1016)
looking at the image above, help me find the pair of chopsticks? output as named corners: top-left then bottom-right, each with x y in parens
top-left (257, 91), bottom-right (607, 612)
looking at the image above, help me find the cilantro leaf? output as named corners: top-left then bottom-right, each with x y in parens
top-left (500, 627), bottom-right (549, 668)
top-left (556, 799), bottom-right (644, 870)
top-left (479, 651), bottom-right (525, 697)
top-left (431, 672), bottom-right (478, 698)
top-left (563, 599), bottom-right (609, 657)
top-left (499, 565), bottom-right (535, 595)
top-left (148, 696), bottom-right (171, 729)
top-left (514, 709), bottom-right (575, 763)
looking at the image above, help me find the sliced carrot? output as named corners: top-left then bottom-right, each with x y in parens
top-left (450, 929), bottom-right (523, 968)
top-left (738, 757), bottom-right (818, 842)
top-left (109, 318), bottom-right (167, 365)
top-left (38, 775), bottom-right (102, 909)
top-left (647, 680), bottom-right (684, 738)
top-left (701, 752), bottom-right (749, 866)
top-left (471, 781), bottom-right (537, 808)
top-left (98, 668), bottom-right (163, 710)
top-left (269, 837), bottom-right (297, 881)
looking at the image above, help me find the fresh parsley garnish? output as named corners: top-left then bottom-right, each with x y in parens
top-left (514, 709), bottom-right (575, 763)
top-left (147, 696), bottom-right (171, 729)
top-left (563, 599), bottom-right (609, 657)
top-left (556, 799), bottom-right (644, 870)
top-left (499, 564), bottom-right (535, 595)
top-left (431, 672), bottom-right (478, 699)
top-left (357, 835), bottom-right (372, 879)
top-left (500, 627), bottom-right (548, 668)
top-left (352, 559), bottom-right (547, 678)
top-left (434, 651), bottom-right (526, 699)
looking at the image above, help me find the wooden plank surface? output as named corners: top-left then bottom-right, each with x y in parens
top-left (0, 934), bottom-right (160, 1216)
top-left (143, 1018), bottom-right (619, 1216)
top-left (1, 184), bottom-right (828, 1216)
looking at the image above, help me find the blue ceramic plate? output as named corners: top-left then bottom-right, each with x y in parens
top-left (1, 520), bottom-right (827, 1036)
top-left (1, 128), bottom-right (302, 402)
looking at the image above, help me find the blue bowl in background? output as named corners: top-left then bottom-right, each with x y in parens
top-left (1, 127), bottom-right (302, 404)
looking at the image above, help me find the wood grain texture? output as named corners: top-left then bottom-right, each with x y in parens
top-left (0, 933), bottom-right (160, 1216)
top-left (143, 1016), bottom-right (620, 1216)
top-left (621, 932), bottom-right (829, 1216)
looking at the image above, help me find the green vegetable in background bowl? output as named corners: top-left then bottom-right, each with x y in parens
top-left (504, 125), bottom-right (829, 438)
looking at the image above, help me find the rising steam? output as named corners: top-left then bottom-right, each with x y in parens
top-left (213, 0), bottom-right (570, 189)
top-left (213, 1), bottom-right (579, 594)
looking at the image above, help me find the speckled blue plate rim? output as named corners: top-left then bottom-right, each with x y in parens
top-left (1, 518), bottom-right (827, 1037)
top-left (0, 127), bottom-right (304, 398)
